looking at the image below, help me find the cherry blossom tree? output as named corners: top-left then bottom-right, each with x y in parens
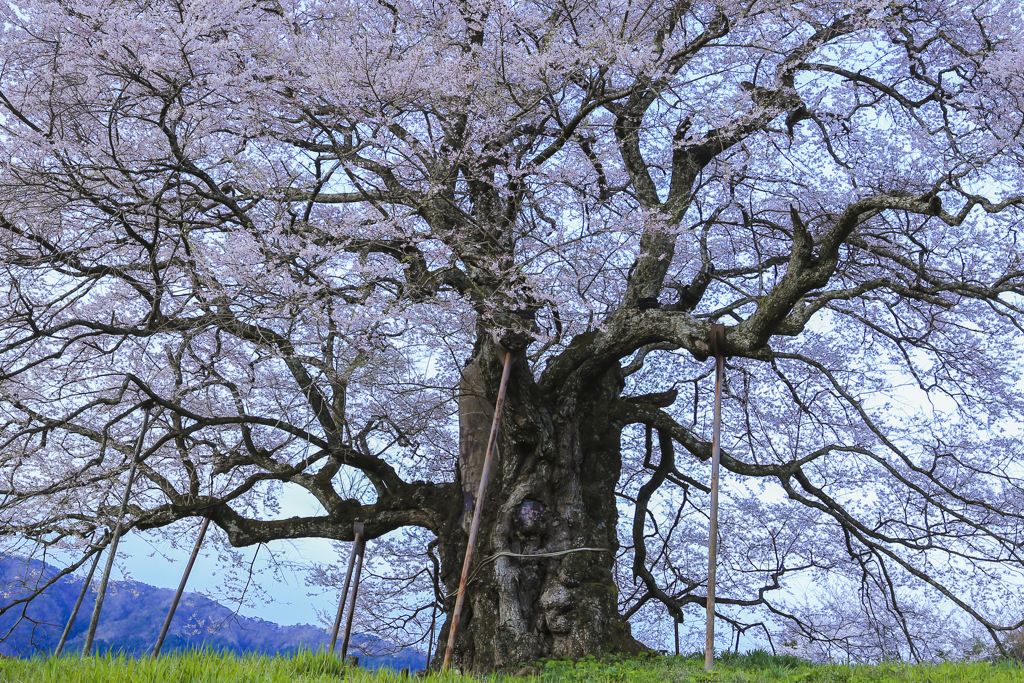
top-left (2, 0), bottom-right (1024, 670)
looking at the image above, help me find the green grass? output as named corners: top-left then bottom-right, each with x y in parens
top-left (0, 650), bottom-right (1021, 683)
top-left (526, 652), bottom-right (1024, 682)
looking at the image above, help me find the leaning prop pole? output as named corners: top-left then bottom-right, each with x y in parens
top-left (57, 434), bottom-right (112, 658)
top-left (330, 521), bottom-right (364, 654)
top-left (442, 346), bottom-right (515, 671)
top-left (152, 514), bottom-right (211, 657)
top-left (82, 408), bottom-right (151, 658)
top-left (339, 525), bottom-right (367, 661)
top-left (54, 543), bottom-right (104, 658)
top-left (705, 323), bottom-right (726, 671)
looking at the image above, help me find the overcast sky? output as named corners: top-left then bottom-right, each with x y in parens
top-left (106, 485), bottom-right (349, 629)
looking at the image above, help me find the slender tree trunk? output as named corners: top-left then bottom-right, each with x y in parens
top-left (435, 342), bottom-right (646, 672)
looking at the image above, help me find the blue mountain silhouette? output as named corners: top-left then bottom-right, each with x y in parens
top-left (0, 555), bottom-right (425, 670)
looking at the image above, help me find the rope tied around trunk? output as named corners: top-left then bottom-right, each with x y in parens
top-left (445, 547), bottom-right (611, 598)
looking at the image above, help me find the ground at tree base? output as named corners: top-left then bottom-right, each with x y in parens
top-left (1, 650), bottom-right (1022, 683)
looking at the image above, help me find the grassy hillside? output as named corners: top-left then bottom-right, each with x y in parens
top-left (1, 650), bottom-right (1022, 683)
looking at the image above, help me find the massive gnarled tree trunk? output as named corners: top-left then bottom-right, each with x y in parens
top-left (437, 340), bottom-right (642, 670)
top-left (434, 307), bottom-right (715, 669)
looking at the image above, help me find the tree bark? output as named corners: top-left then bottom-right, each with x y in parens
top-left (436, 339), bottom-right (647, 672)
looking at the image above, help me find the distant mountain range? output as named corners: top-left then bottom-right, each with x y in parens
top-left (0, 555), bottom-right (426, 671)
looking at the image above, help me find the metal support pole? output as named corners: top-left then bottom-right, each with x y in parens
top-left (339, 529), bottom-right (367, 661)
top-left (674, 615), bottom-right (680, 657)
top-left (705, 323), bottom-right (725, 671)
top-left (152, 515), bottom-right (210, 657)
top-left (329, 522), bottom-right (364, 653)
top-left (54, 544), bottom-right (104, 658)
top-left (83, 408), bottom-right (151, 658)
top-left (443, 348), bottom-right (514, 671)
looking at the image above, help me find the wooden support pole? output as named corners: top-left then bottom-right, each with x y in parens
top-left (54, 544), bottom-right (104, 658)
top-left (442, 347), bottom-right (514, 671)
top-left (705, 323), bottom-right (725, 671)
top-left (339, 530), bottom-right (367, 661)
top-left (329, 521), bottom-right (364, 654)
top-left (152, 515), bottom-right (210, 657)
top-left (82, 408), bottom-right (151, 658)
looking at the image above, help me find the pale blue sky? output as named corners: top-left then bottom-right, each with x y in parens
top-left (116, 528), bottom-right (340, 628)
